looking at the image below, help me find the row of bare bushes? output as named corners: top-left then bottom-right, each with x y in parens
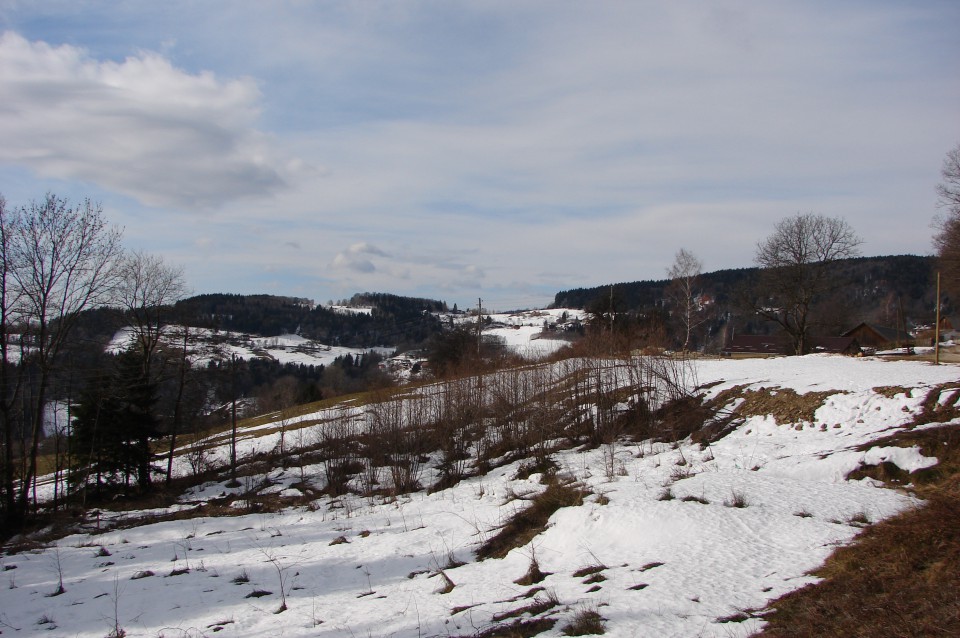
top-left (248, 354), bottom-right (705, 499)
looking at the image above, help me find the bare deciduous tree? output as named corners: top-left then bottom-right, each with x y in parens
top-left (666, 248), bottom-right (707, 351)
top-left (10, 194), bottom-right (123, 522)
top-left (116, 251), bottom-right (187, 376)
top-left (934, 143), bottom-right (960, 299)
top-left (753, 213), bottom-right (861, 355)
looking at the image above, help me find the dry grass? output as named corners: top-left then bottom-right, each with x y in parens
top-left (514, 559), bottom-right (550, 586)
top-left (729, 387), bottom-right (836, 426)
top-left (475, 477), bottom-right (587, 560)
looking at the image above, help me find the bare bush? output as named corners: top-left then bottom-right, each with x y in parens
top-left (316, 408), bottom-right (360, 496)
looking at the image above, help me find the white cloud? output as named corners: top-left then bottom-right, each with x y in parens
top-left (331, 242), bottom-right (393, 274)
top-left (347, 242), bottom-right (390, 258)
top-left (0, 31), bottom-right (286, 208)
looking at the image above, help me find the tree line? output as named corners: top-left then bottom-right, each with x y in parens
top-left (556, 247), bottom-right (938, 355)
top-left (174, 291), bottom-right (447, 348)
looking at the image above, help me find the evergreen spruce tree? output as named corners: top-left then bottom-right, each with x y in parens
top-left (71, 349), bottom-right (160, 496)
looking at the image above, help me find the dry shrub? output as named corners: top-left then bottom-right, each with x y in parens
top-left (562, 607), bottom-right (606, 636)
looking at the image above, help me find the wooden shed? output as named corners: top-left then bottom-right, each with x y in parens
top-left (841, 323), bottom-right (913, 350)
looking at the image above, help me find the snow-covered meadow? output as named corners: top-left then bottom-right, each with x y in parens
top-left (108, 326), bottom-right (390, 369)
top-left (3, 355), bottom-right (958, 637)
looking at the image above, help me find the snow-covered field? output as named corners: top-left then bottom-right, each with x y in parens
top-left (108, 326), bottom-right (390, 368)
top-left (483, 308), bottom-right (586, 360)
top-left (3, 355), bottom-right (958, 637)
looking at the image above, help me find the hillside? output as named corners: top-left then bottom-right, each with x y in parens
top-left (4, 355), bottom-right (958, 637)
top-left (174, 292), bottom-right (448, 348)
top-left (552, 255), bottom-right (937, 347)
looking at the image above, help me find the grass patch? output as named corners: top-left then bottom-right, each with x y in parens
top-left (491, 594), bottom-right (559, 622)
top-left (572, 564), bottom-right (606, 578)
top-left (718, 610), bottom-right (755, 623)
top-left (514, 559), bottom-right (550, 586)
top-left (462, 617), bottom-right (557, 638)
top-left (475, 477), bottom-right (587, 560)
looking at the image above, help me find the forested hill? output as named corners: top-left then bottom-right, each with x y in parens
top-left (173, 292), bottom-right (447, 348)
top-left (552, 254), bottom-right (936, 322)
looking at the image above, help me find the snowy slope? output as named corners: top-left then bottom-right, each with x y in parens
top-left (483, 308), bottom-right (586, 359)
top-left (108, 326), bottom-right (389, 367)
top-left (3, 355), bottom-right (958, 637)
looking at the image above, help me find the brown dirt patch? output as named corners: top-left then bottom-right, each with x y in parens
top-left (710, 385), bottom-right (837, 426)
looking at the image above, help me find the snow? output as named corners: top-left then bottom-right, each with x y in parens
top-left (3, 354), bottom-right (958, 637)
top-left (487, 325), bottom-right (573, 359)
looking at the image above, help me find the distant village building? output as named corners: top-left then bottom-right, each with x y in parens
top-left (379, 351), bottom-right (429, 378)
top-left (722, 334), bottom-right (860, 358)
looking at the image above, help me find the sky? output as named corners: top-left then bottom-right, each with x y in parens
top-left (0, 1), bottom-right (958, 311)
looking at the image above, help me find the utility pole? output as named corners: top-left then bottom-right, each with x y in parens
top-left (935, 272), bottom-right (941, 365)
top-left (229, 353), bottom-right (238, 484)
top-left (476, 297), bottom-right (483, 356)
top-left (609, 285), bottom-right (614, 332)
